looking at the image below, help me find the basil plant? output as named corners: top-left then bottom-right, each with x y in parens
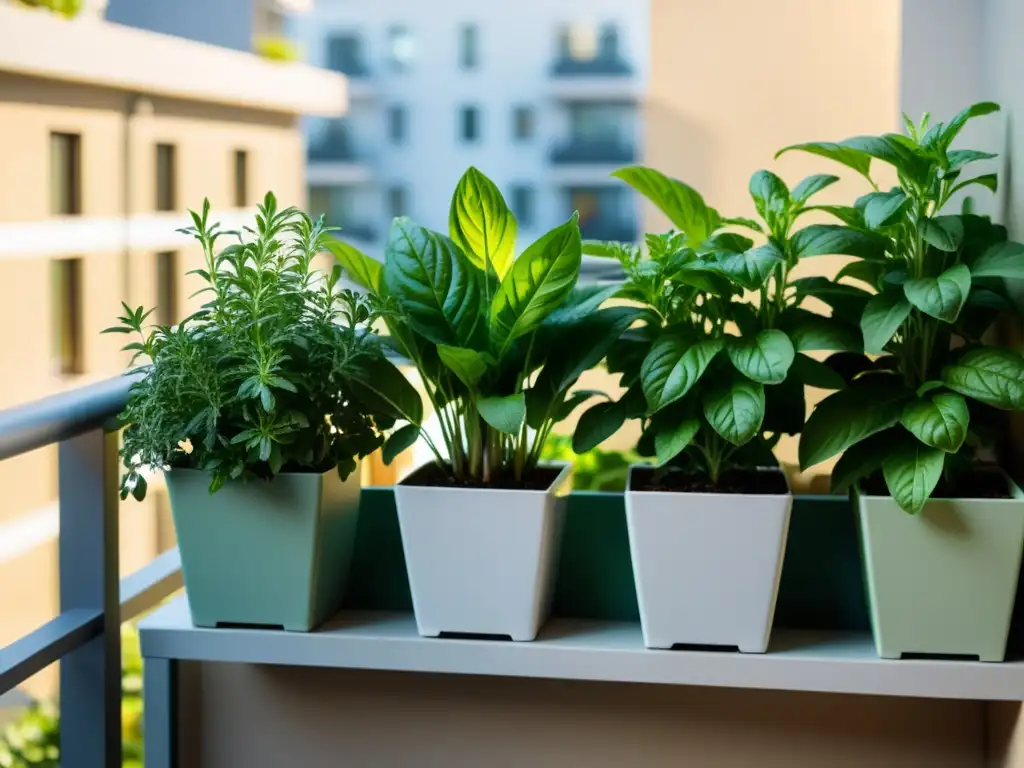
top-left (787, 102), bottom-right (1024, 513)
top-left (331, 168), bottom-right (640, 484)
top-left (576, 165), bottom-right (872, 485)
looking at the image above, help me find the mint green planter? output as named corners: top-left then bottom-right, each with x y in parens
top-left (166, 466), bottom-right (361, 632)
top-left (856, 475), bottom-right (1024, 662)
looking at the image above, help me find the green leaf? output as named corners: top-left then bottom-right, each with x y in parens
top-left (950, 174), bottom-right (997, 197)
top-left (791, 225), bottom-right (888, 260)
top-left (477, 393), bottom-right (526, 434)
top-left (437, 345), bottom-right (492, 389)
top-left (702, 375), bottom-right (765, 446)
top-left (791, 353), bottom-right (846, 390)
top-left (541, 284), bottom-right (621, 328)
top-left (862, 189), bottom-right (910, 230)
top-left (883, 438), bottom-right (946, 514)
top-left (941, 347), bottom-right (1024, 410)
top-left (131, 474), bottom-right (148, 502)
top-left (861, 292), bottom-right (911, 354)
top-left (490, 215), bottom-right (581, 357)
top-left (347, 356), bottom-right (424, 425)
top-left (903, 263), bottom-right (971, 322)
top-left (382, 424), bottom-right (421, 465)
top-left (383, 218), bottom-right (483, 348)
top-left (641, 335), bottom-right (724, 413)
top-left (842, 134), bottom-right (929, 182)
top-left (939, 102), bottom-right (1000, 150)
top-left (749, 170), bottom-right (790, 218)
top-left (798, 377), bottom-right (907, 469)
top-left (654, 419), bottom-right (701, 466)
top-left (726, 329), bottom-right (795, 385)
top-left (572, 400), bottom-right (625, 453)
top-left (836, 259), bottom-right (884, 288)
top-left (800, 205), bottom-right (867, 228)
top-left (775, 142), bottom-right (873, 182)
top-left (325, 239), bottom-right (383, 292)
top-left (448, 167), bottom-right (517, 279)
top-left (784, 312), bottom-right (862, 353)
top-left (920, 215), bottom-right (965, 252)
top-left (791, 276), bottom-right (872, 320)
top-left (830, 429), bottom-right (897, 493)
top-left (709, 242), bottom-right (784, 290)
top-left (721, 216), bottom-right (763, 233)
top-left (553, 390), bottom-right (605, 422)
top-left (947, 149), bottom-right (997, 171)
top-left (612, 166), bottom-right (719, 244)
top-left (900, 392), bottom-right (969, 453)
top-left (970, 242), bottom-right (1024, 279)
top-left (792, 174), bottom-right (840, 204)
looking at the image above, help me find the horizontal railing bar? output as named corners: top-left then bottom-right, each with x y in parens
top-left (120, 547), bottom-right (183, 623)
top-left (0, 608), bottom-right (103, 695)
top-left (0, 373), bottom-right (141, 462)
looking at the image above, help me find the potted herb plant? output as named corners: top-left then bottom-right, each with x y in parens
top-left (330, 167), bottom-right (637, 640)
top-left (787, 103), bottom-right (1024, 661)
top-left (109, 194), bottom-right (409, 632)
top-left (578, 164), bottom-right (876, 651)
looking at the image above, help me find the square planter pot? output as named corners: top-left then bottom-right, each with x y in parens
top-left (166, 466), bottom-right (361, 632)
top-left (625, 465), bottom-right (793, 652)
top-left (394, 462), bottom-right (572, 641)
top-left (856, 474), bottom-right (1024, 662)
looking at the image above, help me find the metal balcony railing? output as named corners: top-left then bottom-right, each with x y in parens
top-left (550, 138), bottom-right (636, 165)
top-left (338, 223), bottom-right (377, 243)
top-left (0, 374), bottom-right (183, 768)
top-left (307, 122), bottom-right (361, 163)
top-left (578, 218), bottom-right (638, 243)
top-left (550, 56), bottom-right (633, 77)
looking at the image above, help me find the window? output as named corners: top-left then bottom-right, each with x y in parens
top-left (326, 34), bottom-right (366, 76)
top-left (52, 258), bottom-right (83, 375)
top-left (387, 186), bottom-right (408, 218)
top-left (156, 251), bottom-right (178, 327)
top-left (512, 106), bottom-right (535, 141)
top-left (233, 150), bottom-right (248, 207)
top-left (459, 105), bottom-right (480, 142)
top-left (598, 24), bottom-right (620, 58)
top-left (459, 23), bottom-right (479, 69)
top-left (155, 143), bottom-right (176, 212)
top-left (510, 186), bottom-right (535, 228)
top-left (387, 105), bottom-right (407, 144)
top-left (557, 23), bottom-right (598, 61)
top-left (387, 25), bottom-right (414, 72)
top-left (49, 132), bottom-right (81, 215)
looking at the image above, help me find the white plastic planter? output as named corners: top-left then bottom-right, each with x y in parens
top-left (625, 465), bottom-right (793, 652)
top-left (394, 462), bottom-right (571, 641)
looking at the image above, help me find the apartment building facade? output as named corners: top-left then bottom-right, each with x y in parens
top-left (0, 3), bottom-right (345, 698)
top-left (292, 0), bottom-right (650, 256)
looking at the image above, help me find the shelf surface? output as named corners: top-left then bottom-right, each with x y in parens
top-left (138, 597), bottom-right (1024, 701)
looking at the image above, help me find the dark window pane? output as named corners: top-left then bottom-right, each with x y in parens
top-left (512, 106), bottom-right (535, 141)
top-left (460, 106), bottom-right (480, 142)
top-left (388, 26), bottom-right (414, 72)
top-left (49, 133), bottom-right (81, 216)
top-left (511, 186), bottom-right (534, 228)
top-left (156, 251), bottom-right (178, 327)
top-left (155, 144), bottom-right (176, 212)
top-left (52, 258), bottom-right (83, 375)
top-left (459, 24), bottom-right (478, 69)
top-left (327, 34), bottom-right (367, 76)
top-left (387, 186), bottom-right (408, 218)
top-left (388, 105), bottom-right (407, 144)
top-left (233, 150), bottom-right (248, 207)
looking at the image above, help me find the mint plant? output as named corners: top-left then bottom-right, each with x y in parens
top-left (786, 102), bottom-right (1024, 512)
top-left (576, 165), bottom-right (879, 487)
top-left (330, 167), bottom-right (638, 485)
top-left (109, 194), bottom-right (403, 498)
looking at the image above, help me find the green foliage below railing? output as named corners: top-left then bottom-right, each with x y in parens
top-left (13, 0), bottom-right (82, 18)
top-left (254, 36), bottom-right (302, 63)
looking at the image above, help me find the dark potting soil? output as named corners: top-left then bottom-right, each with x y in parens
top-left (403, 463), bottom-right (561, 491)
top-left (631, 467), bottom-right (789, 495)
top-left (861, 467), bottom-right (1011, 500)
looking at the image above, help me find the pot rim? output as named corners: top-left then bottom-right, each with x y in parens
top-left (625, 463), bottom-right (792, 499)
top-left (396, 460), bottom-right (572, 495)
top-left (852, 466), bottom-right (1024, 504)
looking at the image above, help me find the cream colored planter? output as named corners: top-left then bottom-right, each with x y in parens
top-left (625, 465), bottom-right (792, 652)
top-left (394, 462), bottom-right (571, 641)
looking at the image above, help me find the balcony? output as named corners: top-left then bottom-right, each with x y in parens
top-left (578, 217), bottom-right (638, 243)
top-left (550, 138), bottom-right (636, 165)
top-left (334, 223), bottom-right (378, 245)
top-left (549, 55), bottom-right (639, 102)
top-left (306, 121), bottom-right (373, 185)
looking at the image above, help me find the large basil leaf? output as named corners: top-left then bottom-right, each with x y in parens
top-left (709, 242), bottom-right (784, 290)
top-left (950, 174), bottom-right (998, 197)
top-left (749, 170), bottom-right (790, 220)
top-left (572, 400), bottom-right (626, 453)
top-left (654, 418), bottom-right (701, 466)
top-left (775, 142), bottom-right (873, 182)
top-left (842, 134), bottom-right (930, 184)
top-left (862, 189), bottom-right (910, 230)
top-left (790, 353), bottom-right (846, 390)
top-left (437, 345), bottom-right (492, 389)
top-left (382, 424), bottom-right (421, 466)
top-left (641, 335), bottom-right (724, 413)
top-left (791, 277), bottom-right (872, 320)
top-left (970, 242), bottom-right (1024, 279)
top-left (541, 284), bottom-right (621, 329)
top-left (726, 329), bottom-right (795, 385)
top-left (798, 377), bottom-right (908, 470)
top-left (899, 392), bottom-right (969, 453)
top-left (903, 263), bottom-right (971, 323)
top-left (800, 204), bottom-right (868, 228)
top-left (792, 174), bottom-right (840, 204)
top-left (612, 166), bottom-right (719, 244)
top-left (920, 216), bottom-right (965, 252)
top-left (763, 372), bottom-right (805, 435)
top-left (791, 225), bottom-right (888, 260)
top-left (830, 429), bottom-right (898, 493)
top-left (384, 218), bottom-right (484, 348)
top-left (477, 393), bottom-right (526, 434)
top-left (347, 355), bottom-right (424, 425)
top-left (325, 239), bottom-right (382, 292)
top-left (490, 216), bottom-right (582, 357)
top-left (883, 437), bottom-right (946, 515)
top-left (783, 310), bottom-right (862, 353)
top-left (861, 292), bottom-right (911, 354)
top-left (941, 347), bottom-right (1024, 410)
top-left (702, 375), bottom-right (765, 446)
top-left (939, 102), bottom-right (1000, 150)
top-left (448, 167), bottom-right (517, 280)
top-left (948, 149), bottom-right (998, 172)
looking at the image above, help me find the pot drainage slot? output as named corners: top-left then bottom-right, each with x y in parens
top-left (214, 621), bottom-right (286, 631)
top-left (900, 652), bottom-right (980, 662)
top-left (438, 631), bottom-right (514, 642)
top-left (668, 643), bottom-right (741, 653)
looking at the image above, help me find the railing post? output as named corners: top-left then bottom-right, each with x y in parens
top-left (59, 428), bottom-right (121, 768)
